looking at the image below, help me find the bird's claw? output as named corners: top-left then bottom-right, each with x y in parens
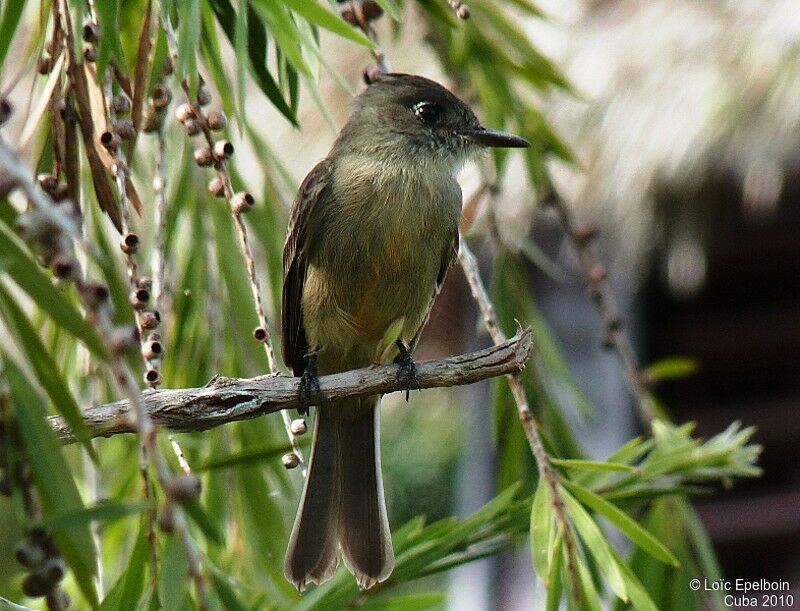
top-left (298, 354), bottom-right (322, 415)
top-left (395, 340), bottom-right (420, 401)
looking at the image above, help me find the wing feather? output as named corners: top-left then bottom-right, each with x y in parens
top-left (282, 159), bottom-right (334, 375)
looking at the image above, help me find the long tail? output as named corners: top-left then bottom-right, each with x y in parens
top-left (284, 398), bottom-right (394, 591)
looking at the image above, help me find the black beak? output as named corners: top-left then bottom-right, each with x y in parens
top-left (462, 127), bottom-right (530, 148)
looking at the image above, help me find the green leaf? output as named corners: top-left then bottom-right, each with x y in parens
top-left (608, 546), bottom-right (660, 611)
top-left (530, 478), bottom-right (553, 580)
top-left (0, 0), bottom-right (25, 67)
top-left (359, 593), bottom-right (444, 611)
top-left (561, 487), bottom-right (628, 603)
top-left (98, 519), bottom-right (150, 611)
top-left (3, 357), bottom-right (98, 607)
top-left (575, 553), bottom-right (603, 611)
top-left (0, 282), bottom-right (94, 452)
top-left (283, 0), bottom-right (375, 49)
top-left (177, 0), bottom-right (202, 94)
top-left (545, 530), bottom-right (564, 611)
top-left (371, 0), bottom-right (402, 20)
top-left (183, 497), bottom-right (225, 546)
top-left (158, 534), bottom-right (189, 610)
top-left (250, 0), bottom-right (311, 77)
top-left (95, 0), bottom-right (126, 79)
top-left (645, 357), bottom-right (700, 382)
top-left (563, 480), bottom-right (679, 566)
top-left (209, 572), bottom-right (248, 611)
top-left (200, 3), bottom-right (235, 118)
top-left (207, 0), bottom-right (298, 125)
top-left (0, 222), bottom-right (106, 358)
top-left (42, 500), bottom-right (148, 530)
top-left (551, 459), bottom-right (638, 474)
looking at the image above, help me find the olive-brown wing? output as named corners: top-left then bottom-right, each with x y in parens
top-left (282, 159), bottom-right (333, 376)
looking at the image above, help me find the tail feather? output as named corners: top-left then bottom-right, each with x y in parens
top-left (284, 398), bottom-right (394, 591)
top-left (284, 411), bottom-right (340, 591)
top-left (337, 402), bottom-right (394, 589)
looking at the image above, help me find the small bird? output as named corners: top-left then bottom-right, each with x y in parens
top-left (282, 73), bottom-right (529, 591)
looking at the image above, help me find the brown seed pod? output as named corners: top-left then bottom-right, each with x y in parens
top-left (252, 326), bottom-right (267, 342)
top-left (79, 281), bottom-right (110, 309)
top-left (197, 84), bottom-right (212, 106)
top-left (457, 4), bottom-right (470, 19)
top-left (341, 6), bottom-right (357, 25)
top-left (142, 104), bottom-right (165, 133)
top-left (230, 191), bottom-right (254, 214)
top-left (100, 130), bottom-right (120, 152)
top-left (21, 572), bottom-right (49, 598)
top-left (361, 0), bottom-right (384, 21)
top-left (114, 117), bottom-right (136, 140)
top-left (82, 21), bottom-right (100, 43)
top-left (194, 147), bottom-right (214, 167)
top-left (15, 540), bottom-right (45, 570)
top-left (184, 117), bottom-right (201, 136)
top-left (175, 102), bottom-right (194, 123)
top-left (120, 232), bottom-right (139, 255)
top-left (157, 504), bottom-right (176, 533)
top-left (129, 288), bottom-right (150, 310)
top-left (0, 98), bottom-right (12, 127)
top-left (112, 95), bottom-right (131, 114)
top-left (290, 419), bottom-right (307, 436)
top-left (37, 56), bottom-right (52, 75)
top-left (206, 110), bottom-right (227, 131)
top-left (213, 140), bottom-right (234, 159)
top-left (51, 254), bottom-right (78, 280)
top-left (41, 557), bottom-right (66, 585)
top-left (282, 452), bottom-right (300, 469)
top-left (138, 310), bottom-right (161, 330)
top-left (83, 43), bottom-right (97, 63)
top-left (144, 368), bottom-right (162, 385)
top-left (166, 474), bottom-right (202, 503)
top-left (37, 174), bottom-right (59, 195)
top-left (151, 84), bottom-right (172, 109)
top-left (141, 339), bottom-right (163, 360)
top-left (208, 176), bottom-right (225, 197)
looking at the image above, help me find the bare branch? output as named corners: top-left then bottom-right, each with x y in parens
top-left (544, 191), bottom-right (656, 426)
top-left (51, 329), bottom-right (533, 443)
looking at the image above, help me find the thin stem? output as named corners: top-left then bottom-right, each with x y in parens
top-left (546, 193), bottom-right (656, 427)
top-left (457, 235), bottom-right (581, 604)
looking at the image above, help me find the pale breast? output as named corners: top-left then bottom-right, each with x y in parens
top-left (303, 156), bottom-right (461, 360)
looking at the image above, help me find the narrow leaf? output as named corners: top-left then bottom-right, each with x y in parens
top-left (3, 357), bottom-right (98, 607)
top-left (0, 282), bottom-right (94, 452)
top-left (551, 459), bottom-right (638, 474)
top-left (283, 0), bottom-right (375, 49)
top-left (0, 223), bottom-right (106, 358)
top-left (563, 480), bottom-right (679, 566)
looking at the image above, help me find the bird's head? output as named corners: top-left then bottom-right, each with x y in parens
top-left (334, 73), bottom-right (529, 168)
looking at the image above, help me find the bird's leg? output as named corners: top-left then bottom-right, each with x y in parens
top-left (298, 353), bottom-right (322, 415)
top-left (394, 339), bottom-right (420, 402)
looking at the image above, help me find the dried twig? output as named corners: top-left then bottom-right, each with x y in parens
top-left (544, 192), bottom-right (656, 426)
top-left (49, 330), bottom-right (532, 443)
top-left (457, 236), bottom-right (581, 603)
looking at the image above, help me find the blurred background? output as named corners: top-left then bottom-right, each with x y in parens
top-left (0, 0), bottom-right (797, 609)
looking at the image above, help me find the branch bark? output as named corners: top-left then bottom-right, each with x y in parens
top-left (51, 329), bottom-right (533, 444)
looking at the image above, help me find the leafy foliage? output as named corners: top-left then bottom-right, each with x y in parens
top-left (0, 1), bottom-right (761, 610)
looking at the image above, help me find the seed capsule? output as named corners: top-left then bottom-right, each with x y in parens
top-left (194, 147), bottom-right (214, 167)
top-left (206, 110), bottom-right (227, 131)
top-left (282, 452), bottom-right (300, 469)
top-left (230, 191), bottom-right (254, 214)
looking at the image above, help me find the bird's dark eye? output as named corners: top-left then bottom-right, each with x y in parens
top-left (413, 101), bottom-right (440, 125)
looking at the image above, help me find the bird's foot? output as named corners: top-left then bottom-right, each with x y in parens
top-left (395, 340), bottom-right (420, 402)
top-left (298, 354), bottom-right (322, 415)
